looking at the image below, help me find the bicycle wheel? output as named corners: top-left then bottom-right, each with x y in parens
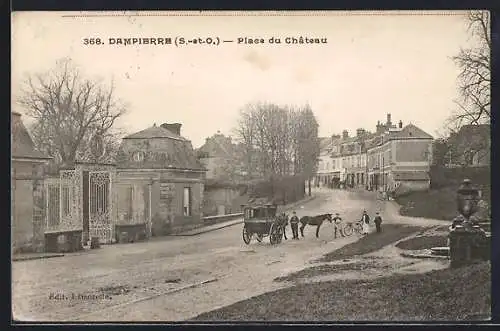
top-left (355, 223), bottom-right (363, 234)
top-left (343, 224), bottom-right (354, 237)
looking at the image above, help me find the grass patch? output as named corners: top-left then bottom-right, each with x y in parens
top-left (316, 224), bottom-right (425, 263)
top-left (396, 235), bottom-right (448, 251)
top-left (396, 187), bottom-right (458, 221)
top-left (274, 259), bottom-right (415, 282)
top-left (193, 262), bottom-right (491, 321)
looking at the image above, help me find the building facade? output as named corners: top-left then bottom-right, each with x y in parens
top-left (115, 123), bottom-right (207, 238)
top-left (11, 112), bottom-right (51, 253)
top-left (337, 129), bottom-right (369, 188)
top-left (315, 113), bottom-right (434, 194)
top-left (315, 136), bottom-right (341, 187)
top-left (366, 117), bottom-right (433, 193)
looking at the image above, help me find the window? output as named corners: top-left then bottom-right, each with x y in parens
top-left (133, 151), bottom-right (145, 162)
top-left (183, 187), bottom-right (192, 216)
top-left (61, 185), bottom-right (71, 217)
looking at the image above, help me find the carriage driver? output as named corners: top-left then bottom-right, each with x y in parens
top-left (289, 211), bottom-right (300, 240)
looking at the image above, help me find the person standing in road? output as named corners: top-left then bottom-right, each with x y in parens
top-left (361, 210), bottom-right (370, 235)
top-left (374, 212), bottom-right (383, 233)
top-left (332, 213), bottom-right (344, 239)
top-left (289, 211), bottom-right (300, 239)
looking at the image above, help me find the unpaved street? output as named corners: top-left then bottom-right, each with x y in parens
top-left (12, 189), bottom-right (444, 322)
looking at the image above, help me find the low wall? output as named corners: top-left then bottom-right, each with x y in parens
top-left (203, 213), bottom-right (244, 226)
top-left (200, 195), bottom-right (316, 226)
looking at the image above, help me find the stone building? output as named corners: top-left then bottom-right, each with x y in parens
top-left (315, 136), bottom-right (338, 187)
top-left (115, 123), bottom-right (207, 238)
top-left (11, 112), bottom-right (51, 253)
top-left (196, 131), bottom-right (248, 216)
top-left (197, 131), bottom-right (241, 180)
top-left (314, 113), bottom-right (433, 194)
top-left (366, 116), bottom-right (433, 193)
top-left (337, 129), bottom-right (369, 188)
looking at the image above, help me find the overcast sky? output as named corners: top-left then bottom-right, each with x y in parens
top-left (12, 11), bottom-right (475, 148)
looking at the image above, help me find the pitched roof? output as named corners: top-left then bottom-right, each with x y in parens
top-left (11, 112), bottom-right (51, 160)
top-left (198, 133), bottom-right (234, 158)
top-left (319, 137), bottom-right (332, 151)
top-left (392, 171), bottom-right (430, 181)
top-left (389, 124), bottom-right (433, 140)
top-left (123, 125), bottom-right (187, 141)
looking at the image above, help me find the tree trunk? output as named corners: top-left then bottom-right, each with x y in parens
top-left (308, 178), bottom-right (311, 196)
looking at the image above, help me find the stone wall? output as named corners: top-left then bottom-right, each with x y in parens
top-left (12, 161), bottom-right (47, 253)
top-left (12, 179), bottom-right (34, 253)
top-left (202, 187), bottom-right (243, 216)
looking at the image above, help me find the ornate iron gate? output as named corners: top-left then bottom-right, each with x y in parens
top-left (45, 170), bottom-right (82, 232)
top-left (88, 171), bottom-right (113, 243)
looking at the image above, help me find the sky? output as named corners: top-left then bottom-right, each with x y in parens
top-left (11, 11), bottom-right (476, 148)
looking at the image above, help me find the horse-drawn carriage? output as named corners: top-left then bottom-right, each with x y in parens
top-left (241, 203), bottom-right (286, 245)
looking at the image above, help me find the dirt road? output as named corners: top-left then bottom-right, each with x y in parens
top-left (12, 189), bottom-right (445, 322)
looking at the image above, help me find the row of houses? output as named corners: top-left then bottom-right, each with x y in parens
top-left (12, 112), bottom-right (207, 253)
top-left (315, 113), bottom-right (434, 193)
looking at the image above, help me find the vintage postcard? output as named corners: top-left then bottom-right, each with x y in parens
top-left (11, 10), bottom-right (491, 322)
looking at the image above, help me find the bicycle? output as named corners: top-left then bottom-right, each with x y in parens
top-left (342, 221), bottom-right (363, 237)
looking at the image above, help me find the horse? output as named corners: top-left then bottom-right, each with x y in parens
top-left (276, 212), bottom-right (289, 240)
top-left (299, 213), bottom-right (333, 238)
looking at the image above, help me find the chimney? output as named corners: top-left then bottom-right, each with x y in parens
top-left (356, 128), bottom-right (365, 137)
top-left (342, 130), bottom-right (349, 139)
top-left (386, 113), bottom-right (392, 127)
top-left (398, 120), bottom-right (403, 129)
top-left (161, 123), bottom-right (182, 136)
top-left (376, 121), bottom-right (385, 134)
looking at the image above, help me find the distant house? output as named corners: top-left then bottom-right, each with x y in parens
top-left (449, 124), bottom-right (490, 167)
top-left (196, 132), bottom-right (247, 216)
top-left (11, 112), bottom-right (51, 253)
top-left (115, 123), bottom-right (207, 237)
top-left (315, 135), bottom-right (342, 188)
top-left (197, 131), bottom-right (238, 181)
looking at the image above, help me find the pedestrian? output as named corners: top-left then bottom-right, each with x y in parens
top-left (289, 211), bottom-right (300, 239)
top-left (361, 210), bottom-right (370, 235)
top-left (374, 212), bottom-right (383, 233)
top-left (281, 212), bottom-right (289, 240)
top-left (332, 213), bottom-right (344, 239)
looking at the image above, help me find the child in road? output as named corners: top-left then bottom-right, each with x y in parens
top-left (332, 213), bottom-right (344, 239)
top-left (374, 212), bottom-right (383, 233)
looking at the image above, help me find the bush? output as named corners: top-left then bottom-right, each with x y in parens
top-left (430, 165), bottom-right (490, 189)
top-left (247, 175), bottom-right (305, 205)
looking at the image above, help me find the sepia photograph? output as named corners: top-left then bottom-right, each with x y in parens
top-left (11, 10), bottom-right (491, 322)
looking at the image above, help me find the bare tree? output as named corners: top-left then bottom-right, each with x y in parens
top-left (234, 101), bottom-right (320, 197)
top-left (17, 58), bottom-right (127, 168)
top-left (451, 11), bottom-right (490, 127)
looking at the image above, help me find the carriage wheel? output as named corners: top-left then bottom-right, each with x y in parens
top-left (242, 227), bottom-right (252, 245)
top-left (269, 224), bottom-right (277, 245)
top-left (256, 233), bottom-right (264, 242)
top-left (343, 224), bottom-right (354, 237)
